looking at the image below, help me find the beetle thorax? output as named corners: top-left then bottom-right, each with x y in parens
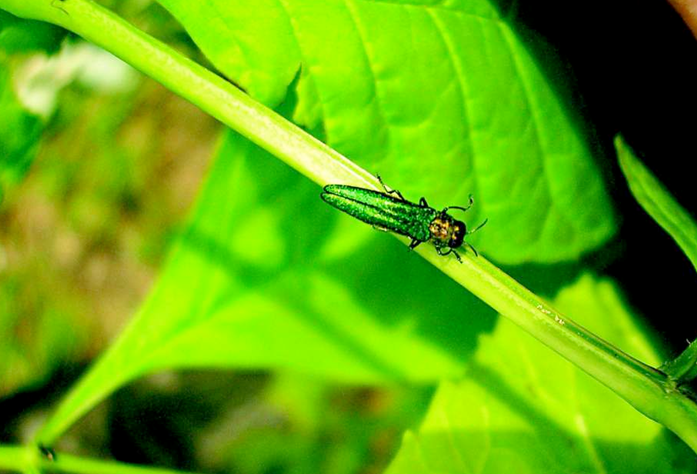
top-left (429, 216), bottom-right (454, 243)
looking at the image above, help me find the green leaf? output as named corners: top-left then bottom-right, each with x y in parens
top-left (0, 62), bottom-right (43, 192)
top-left (0, 9), bottom-right (67, 55)
top-left (36, 130), bottom-right (497, 444)
top-left (616, 135), bottom-right (697, 274)
top-left (385, 274), bottom-right (696, 473)
top-left (155, 0), bottom-right (616, 264)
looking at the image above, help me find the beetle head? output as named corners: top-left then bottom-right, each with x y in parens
top-left (449, 220), bottom-right (467, 249)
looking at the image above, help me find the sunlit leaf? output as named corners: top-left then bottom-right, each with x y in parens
top-left (155, 0), bottom-right (617, 264)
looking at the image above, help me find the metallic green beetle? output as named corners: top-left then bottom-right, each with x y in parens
top-left (321, 178), bottom-right (487, 262)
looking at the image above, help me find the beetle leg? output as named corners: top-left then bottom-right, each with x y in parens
top-left (377, 175), bottom-right (406, 200)
top-left (436, 245), bottom-right (463, 263)
top-left (465, 241), bottom-right (479, 257)
top-left (419, 197), bottom-right (429, 207)
top-left (409, 239), bottom-right (423, 250)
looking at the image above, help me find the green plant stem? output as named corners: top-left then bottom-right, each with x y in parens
top-left (0, 444), bottom-right (205, 474)
top-left (663, 340), bottom-right (697, 383)
top-left (3, 0), bottom-right (697, 454)
top-left (0, 445), bottom-right (29, 472)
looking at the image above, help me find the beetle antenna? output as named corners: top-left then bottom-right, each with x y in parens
top-left (466, 218), bottom-right (488, 236)
top-left (436, 246), bottom-right (463, 263)
top-left (445, 194), bottom-right (474, 213)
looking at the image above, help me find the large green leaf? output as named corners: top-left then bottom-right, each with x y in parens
top-left (37, 129), bottom-right (497, 443)
top-left (154, 0), bottom-right (616, 264)
top-left (385, 274), bottom-right (695, 473)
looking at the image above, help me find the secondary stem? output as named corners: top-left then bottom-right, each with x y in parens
top-left (0, 444), bottom-right (204, 474)
top-left (3, 0), bottom-right (697, 453)
top-left (663, 340), bottom-right (697, 383)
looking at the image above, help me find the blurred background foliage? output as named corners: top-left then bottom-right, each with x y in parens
top-left (2, 0), bottom-right (697, 472)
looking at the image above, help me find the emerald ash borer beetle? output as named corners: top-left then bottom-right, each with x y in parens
top-left (321, 177), bottom-right (487, 262)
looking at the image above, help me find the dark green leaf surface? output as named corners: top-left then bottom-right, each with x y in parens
top-left (385, 274), bottom-right (695, 473)
top-left (38, 130), bottom-right (496, 442)
top-left (155, 0), bottom-right (616, 264)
